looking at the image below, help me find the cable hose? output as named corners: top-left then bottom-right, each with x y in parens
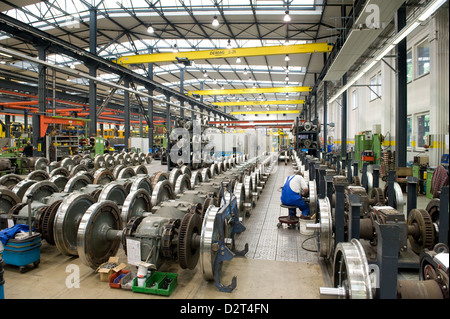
top-left (301, 235), bottom-right (318, 252)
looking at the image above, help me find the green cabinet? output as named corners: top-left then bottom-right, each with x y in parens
top-left (426, 168), bottom-right (434, 199)
top-left (354, 133), bottom-right (382, 167)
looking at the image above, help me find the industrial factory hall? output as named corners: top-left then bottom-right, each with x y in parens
top-left (0, 0), bottom-right (448, 310)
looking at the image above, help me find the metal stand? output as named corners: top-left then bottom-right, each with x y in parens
top-left (309, 160), bottom-right (316, 182)
top-left (361, 162), bottom-right (368, 191)
top-left (439, 186), bottom-right (449, 245)
top-left (387, 170), bottom-right (396, 207)
top-left (334, 183), bottom-right (346, 245)
top-left (347, 160), bottom-right (352, 184)
top-left (353, 161), bottom-right (359, 179)
top-left (325, 175), bottom-right (334, 204)
top-left (348, 194), bottom-right (361, 240)
top-left (373, 221), bottom-right (401, 299)
top-left (213, 186), bottom-right (248, 293)
top-left (372, 165), bottom-right (380, 188)
top-left (318, 165), bottom-right (327, 199)
top-left (406, 176), bottom-right (418, 217)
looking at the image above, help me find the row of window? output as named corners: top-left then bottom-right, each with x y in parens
top-left (350, 39), bottom-right (430, 108)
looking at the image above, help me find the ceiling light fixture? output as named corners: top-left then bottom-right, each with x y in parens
top-left (284, 38), bottom-right (290, 46)
top-left (284, 10), bottom-right (291, 22)
top-left (203, 71), bottom-right (208, 78)
top-left (285, 55), bottom-right (290, 62)
top-left (236, 57), bottom-right (241, 63)
top-left (212, 15), bottom-right (219, 27)
top-left (243, 68), bottom-right (248, 75)
top-left (147, 24), bottom-right (154, 34)
top-left (227, 39), bottom-right (232, 49)
top-left (172, 44), bottom-right (178, 53)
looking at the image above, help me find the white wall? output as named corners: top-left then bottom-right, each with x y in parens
top-left (321, 10), bottom-right (449, 167)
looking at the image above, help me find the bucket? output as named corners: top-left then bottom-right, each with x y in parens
top-left (1, 257), bottom-right (4, 299)
top-left (299, 218), bottom-right (315, 235)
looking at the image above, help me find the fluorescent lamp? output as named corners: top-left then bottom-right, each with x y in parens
top-left (393, 22), bottom-right (420, 44)
top-left (352, 71), bottom-right (365, 83)
top-left (419, 0), bottom-right (447, 21)
top-left (362, 60), bottom-right (377, 73)
top-left (375, 44), bottom-right (395, 61)
top-left (212, 15), bottom-right (219, 27)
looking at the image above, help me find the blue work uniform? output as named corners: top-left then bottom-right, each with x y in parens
top-left (280, 175), bottom-right (310, 217)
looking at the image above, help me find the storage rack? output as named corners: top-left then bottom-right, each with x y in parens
top-left (50, 135), bottom-right (79, 161)
top-left (294, 117), bottom-right (320, 157)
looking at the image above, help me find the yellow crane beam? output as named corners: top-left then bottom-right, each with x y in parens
top-left (189, 86), bottom-right (310, 96)
top-left (212, 100), bottom-right (304, 106)
top-left (230, 110), bottom-right (300, 115)
top-left (114, 42), bottom-right (333, 65)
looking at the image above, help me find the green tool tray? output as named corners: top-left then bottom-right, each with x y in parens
top-left (132, 271), bottom-right (178, 296)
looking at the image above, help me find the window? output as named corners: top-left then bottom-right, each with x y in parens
top-left (369, 72), bottom-right (381, 101)
top-left (407, 50), bottom-right (413, 82)
top-left (416, 113), bottom-right (430, 148)
top-left (369, 75), bottom-right (377, 101)
top-left (417, 41), bottom-right (430, 77)
top-left (351, 90), bottom-right (358, 110)
top-left (377, 72), bottom-right (382, 97)
top-left (407, 116), bottom-right (412, 147)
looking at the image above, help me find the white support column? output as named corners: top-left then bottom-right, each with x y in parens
top-left (429, 7), bottom-right (449, 166)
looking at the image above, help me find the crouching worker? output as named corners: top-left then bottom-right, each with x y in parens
top-left (280, 173), bottom-right (310, 219)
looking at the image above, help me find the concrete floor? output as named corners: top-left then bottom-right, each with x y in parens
top-left (1, 158), bottom-right (431, 299)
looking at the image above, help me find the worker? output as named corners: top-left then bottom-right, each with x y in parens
top-left (104, 139), bottom-right (110, 153)
top-left (49, 142), bottom-right (56, 162)
top-left (280, 172), bottom-right (310, 219)
top-left (22, 141), bottom-right (34, 157)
